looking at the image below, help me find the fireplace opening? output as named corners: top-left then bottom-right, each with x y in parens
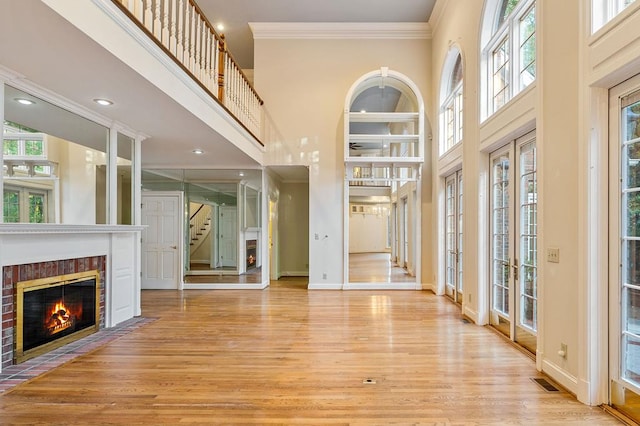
top-left (16, 271), bottom-right (100, 363)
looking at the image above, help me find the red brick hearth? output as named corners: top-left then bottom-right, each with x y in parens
top-left (2, 256), bottom-right (106, 368)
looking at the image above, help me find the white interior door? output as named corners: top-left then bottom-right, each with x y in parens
top-left (218, 206), bottom-right (237, 268)
top-left (141, 192), bottom-right (181, 289)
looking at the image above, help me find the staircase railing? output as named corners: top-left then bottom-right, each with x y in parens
top-left (189, 204), bottom-right (212, 252)
top-left (112, 0), bottom-right (263, 143)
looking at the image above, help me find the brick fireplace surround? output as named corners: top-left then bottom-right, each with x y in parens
top-left (1, 256), bottom-right (106, 369)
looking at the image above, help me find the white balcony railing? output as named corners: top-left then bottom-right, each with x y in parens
top-left (113, 0), bottom-right (263, 142)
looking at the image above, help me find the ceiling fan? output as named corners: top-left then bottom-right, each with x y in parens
top-left (349, 142), bottom-right (363, 150)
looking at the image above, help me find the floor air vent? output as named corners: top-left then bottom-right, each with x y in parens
top-left (531, 377), bottom-right (559, 392)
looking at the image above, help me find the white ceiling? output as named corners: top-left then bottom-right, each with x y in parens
top-left (197, 0), bottom-right (437, 68)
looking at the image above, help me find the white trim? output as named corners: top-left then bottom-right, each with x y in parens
top-left (308, 283), bottom-right (343, 290)
top-left (0, 224), bottom-right (145, 233)
top-left (343, 282), bottom-right (421, 290)
top-left (249, 22), bottom-right (432, 40)
top-left (183, 282), bottom-right (268, 290)
top-left (463, 306), bottom-right (480, 324)
top-left (542, 359), bottom-right (580, 395)
top-left (280, 271), bottom-right (309, 277)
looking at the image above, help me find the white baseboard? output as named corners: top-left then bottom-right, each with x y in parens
top-left (281, 270), bottom-right (309, 277)
top-left (343, 282), bottom-right (421, 290)
top-left (542, 359), bottom-right (579, 395)
top-left (183, 282), bottom-right (268, 290)
top-left (422, 281), bottom-right (435, 292)
top-left (308, 283), bottom-right (342, 290)
top-left (463, 305), bottom-right (479, 323)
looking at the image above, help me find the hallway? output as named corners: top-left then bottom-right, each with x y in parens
top-left (0, 285), bottom-right (622, 424)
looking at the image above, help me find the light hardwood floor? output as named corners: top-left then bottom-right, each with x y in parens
top-left (0, 281), bottom-right (624, 424)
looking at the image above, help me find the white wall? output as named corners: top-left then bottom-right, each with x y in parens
top-left (278, 182), bottom-right (309, 276)
top-left (349, 203), bottom-right (389, 253)
top-left (254, 36), bottom-right (432, 287)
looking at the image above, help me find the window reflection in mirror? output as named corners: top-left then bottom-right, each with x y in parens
top-left (3, 85), bottom-right (108, 224)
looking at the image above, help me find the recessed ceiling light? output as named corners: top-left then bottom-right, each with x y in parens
top-left (360, 109), bottom-right (366, 113)
top-left (217, 23), bottom-right (225, 31)
top-left (239, 172), bottom-right (245, 177)
top-left (192, 149), bottom-right (204, 155)
top-left (93, 98), bottom-right (113, 106)
top-left (15, 98), bottom-right (35, 105)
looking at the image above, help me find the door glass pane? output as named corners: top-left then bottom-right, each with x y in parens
top-left (458, 173), bottom-right (464, 295)
top-left (519, 142), bottom-right (537, 331)
top-left (445, 177), bottom-right (456, 296)
top-left (492, 155), bottom-right (510, 315)
top-left (621, 96), bottom-right (640, 389)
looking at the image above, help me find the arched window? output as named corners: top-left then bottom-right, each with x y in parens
top-left (440, 51), bottom-right (463, 155)
top-left (481, 0), bottom-right (536, 118)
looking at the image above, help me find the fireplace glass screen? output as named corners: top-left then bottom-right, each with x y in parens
top-left (16, 271), bottom-right (100, 362)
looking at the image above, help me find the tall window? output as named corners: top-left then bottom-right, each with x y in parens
top-left (440, 52), bottom-right (463, 154)
top-left (592, 0), bottom-right (637, 32)
top-left (483, 0), bottom-right (536, 117)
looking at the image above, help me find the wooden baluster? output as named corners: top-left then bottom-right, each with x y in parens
top-left (161, 0), bottom-right (169, 46)
top-left (189, 5), bottom-right (196, 73)
top-left (217, 36), bottom-right (226, 101)
top-left (195, 17), bottom-right (201, 80)
top-left (133, 0), bottom-right (143, 21)
top-left (169, 0), bottom-right (177, 55)
top-left (176, 0), bottom-right (184, 63)
top-left (184, 4), bottom-right (192, 72)
top-left (203, 30), bottom-right (211, 90)
top-left (153, 0), bottom-right (161, 39)
top-left (212, 34), bottom-right (219, 94)
top-left (143, 0), bottom-right (153, 32)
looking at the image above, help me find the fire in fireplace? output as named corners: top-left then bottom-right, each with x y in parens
top-left (246, 239), bottom-right (257, 270)
top-left (16, 271), bottom-right (100, 363)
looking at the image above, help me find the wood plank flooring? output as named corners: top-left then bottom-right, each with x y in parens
top-left (0, 281), bottom-right (623, 424)
top-left (349, 252), bottom-right (415, 283)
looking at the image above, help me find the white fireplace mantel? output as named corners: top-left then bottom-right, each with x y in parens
top-left (0, 224), bottom-right (144, 326)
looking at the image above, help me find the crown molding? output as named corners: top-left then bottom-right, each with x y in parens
top-left (249, 22), bottom-right (432, 40)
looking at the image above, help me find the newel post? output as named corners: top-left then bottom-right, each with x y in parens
top-left (217, 34), bottom-right (226, 101)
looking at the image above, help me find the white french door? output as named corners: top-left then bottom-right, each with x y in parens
top-left (609, 77), bottom-right (640, 420)
top-left (489, 133), bottom-right (537, 353)
top-left (445, 171), bottom-right (463, 303)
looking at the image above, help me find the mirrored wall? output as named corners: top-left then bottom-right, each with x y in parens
top-left (141, 169), bottom-right (262, 283)
top-left (2, 85), bottom-right (134, 225)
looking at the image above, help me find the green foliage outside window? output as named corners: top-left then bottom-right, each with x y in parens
top-left (3, 191), bottom-right (19, 223)
top-left (3, 139), bottom-right (18, 156)
top-left (499, 0), bottom-right (521, 26)
top-left (29, 194), bottom-right (45, 223)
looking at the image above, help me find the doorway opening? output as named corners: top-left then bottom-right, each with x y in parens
top-left (343, 67), bottom-right (425, 289)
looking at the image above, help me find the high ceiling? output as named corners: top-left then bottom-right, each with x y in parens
top-left (0, 1), bottom-right (435, 178)
top-left (197, 0), bottom-right (437, 68)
